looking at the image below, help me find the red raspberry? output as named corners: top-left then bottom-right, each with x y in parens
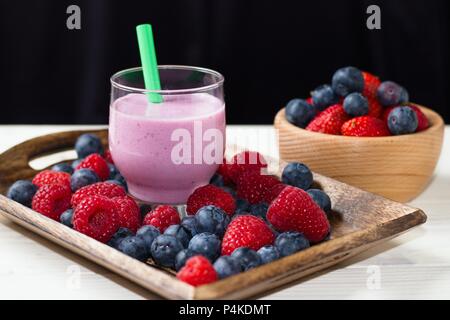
top-left (76, 153), bottom-right (110, 180)
top-left (236, 170), bottom-right (281, 204)
top-left (306, 97), bottom-right (313, 105)
top-left (32, 184), bottom-right (72, 221)
top-left (409, 105), bottom-right (429, 132)
top-left (367, 97), bottom-right (383, 118)
top-left (227, 151), bottom-right (267, 183)
top-left (341, 116), bottom-right (391, 137)
top-left (186, 184), bottom-right (236, 215)
top-left (177, 256), bottom-right (217, 286)
top-left (382, 106), bottom-right (395, 123)
top-left (71, 182), bottom-right (126, 208)
top-left (217, 161), bottom-right (232, 185)
top-left (306, 104), bottom-right (350, 135)
top-left (113, 196), bottom-right (141, 232)
top-left (73, 195), bottom-right (119, 243)
top-left (267, 186), bottom-right (330, 243)
top-left (221, 215), bottom-right (275, 255)
top-left (362, 71), bottom-right (381, 100)
top-left (32, 170), bottom-right (71, 189)
top-left (263, 183), bottom-right (288, 204)
top-left (103, 150), bottom-right (114, 164)
top-left (143, 205), bottom-right (180, 232)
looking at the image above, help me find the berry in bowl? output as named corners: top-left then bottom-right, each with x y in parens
top-left (274, 66), bottom-right (444, 202)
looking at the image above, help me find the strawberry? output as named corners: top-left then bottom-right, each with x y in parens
top-left (409, 105), bottom-right (429, 132)
top-left (267, 186), bottom-right (330, 243)
top-left (263, 183), bottom-right (288, 204)
top-left (341, 116), bottom-right (391, 137)
top-left (367, 97), bottom-right (383, 118)
top-left (236, 170), bottom-right (281, 204)
top-left (362, 71), bottom-right (381, 100)
top-left (306, 104), bottom-right (350, 135)
top-left (221, 215), bottom-right (275, 255)
top-left (186, 184), bottom-right (236, 215)
top-left (226, 151), bottom-right (268, 183)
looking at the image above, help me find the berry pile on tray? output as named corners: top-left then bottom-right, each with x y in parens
top-left (6, 134), bottom-right (332, 287)
top-left (285, 66), bottom-right (429, 137)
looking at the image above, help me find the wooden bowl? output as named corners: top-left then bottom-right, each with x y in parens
top-left (274, 105), bottom-right (444, 202)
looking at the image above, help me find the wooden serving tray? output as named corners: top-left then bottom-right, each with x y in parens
top-left (0, 129), bottom-right (427, 299)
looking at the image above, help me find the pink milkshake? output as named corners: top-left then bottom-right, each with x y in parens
top-left (109, 92), bottom-right (225, 204)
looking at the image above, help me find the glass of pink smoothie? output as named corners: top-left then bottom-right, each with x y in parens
top-left (109, 65), bottom-right (225, 204)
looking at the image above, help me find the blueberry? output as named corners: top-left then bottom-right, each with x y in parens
top-left (194, 205), bottom-right (230, 237)
top-left (70, 168), bottom-right (99, 192)
top-left (257, 245), bottom-right (281, 264)
top-left (343, 92), bottom-right (369, 116)
top-left (75, 133), bottom-right (104, 158)
top-left (275, 232), bottom-right (310, 257)
top-left (331, 66), bottom-right (364, 97)
top-left (118, 236), bottom-right (149, 261)
top-left (249, 202), bottom-right (268, 220)
top-left (150, 234), bottom-right (184, 268)
top-left (281, 162), bottom-right (313, 190)
top-left (60, 209), bottom-right (74, 228)
top-left (388, 106), bottom-right (418, 135)
top-left (285, 98), bottom-right (317, 127)
top-left (136, 225), bottom-right (160, 251)
top-left (377, 81), bottom-right (409, 107)
top-left (209, 173), bottom-right (225, 187)
top-left (51, 163), bottom-right (74, 174)
top-left (180, 216), bottom-right (199, 238)
top-left (111, 173), bottom-right (128, 191)
top-left (235, 198), bottom-right (250, 213)
top-left (213, 256), bottom-right (242, 279)
top-left (307, 189), bottom-right (332, 213)
top-left (220, 186), bottom-right (236, 199)
top-left (108, 227), bottom-right (134, 248)
top-left (108, 163), bottom-right (119, 179)
top-left (174, 249), bottom-right (197, 271)
top-left (231, 247), bottom-right (262, 271)
top-left (188, 232), bottom-right (221, 262)
top-left (164, 224), bottom-right (191, 248)
top-left (311, 85), bottom-right (339, 111)
top-left (6, 180), bottom-right (37, 208)
top-left (71, 158), bottom-right (83, 170)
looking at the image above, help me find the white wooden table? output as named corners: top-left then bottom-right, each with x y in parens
top-left (0, 125), bottom-right (449, 299)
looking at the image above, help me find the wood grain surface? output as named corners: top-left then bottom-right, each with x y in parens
top-left (274, 105), bottom-right (444, 202)
top-left (0, 129), bottom-right (427, 299)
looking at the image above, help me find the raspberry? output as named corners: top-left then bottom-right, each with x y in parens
top-left (306, 104), bottom-right (350, 135)
top-left (143, 205), bottom-right (180, 232)
top-left (227, 151), bottom-right (267, 183)
top-left (32, 170), bottom-right (71, 189)
top-left (32, 184), bottom-right (72, 221)
top-left (113, 196), bottom-right (141, 233)
top-left (76, 153), bottom-right (110, 181)
top-left (263, 183), bottom-right (288, 204)
top-left (362, 71), bottom-right (381, 100)
top-left (267, 186), bottom-right (330, 243)
top-left (236, 170), bottom-right (281, 204)
top-left (221, 215), bottom-right (275, 255)
top-left (73, 195), bottom-right (119, 243)
top-left (71, 182), bottom-right (126, 208)
top-left (177, 256), bottom-right (217, 286)
top-left (186, 184), bottom-right (236, 216)
top-left (217, 162), bottom-right (233, 185)
top-left (103, 150), bottom-right (114, 164)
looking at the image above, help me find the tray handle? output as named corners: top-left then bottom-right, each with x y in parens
top-left (0, 129), bottom-right (108, 194)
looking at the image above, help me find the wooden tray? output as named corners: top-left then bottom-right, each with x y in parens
top-left (0, 129), bottom-right (427, 299)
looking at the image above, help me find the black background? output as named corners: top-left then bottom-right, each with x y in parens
top-left (0, 0), bottom-right (448, 124)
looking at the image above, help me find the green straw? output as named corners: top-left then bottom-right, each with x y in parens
top-left (136, 24), bottom-right (163, 103)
